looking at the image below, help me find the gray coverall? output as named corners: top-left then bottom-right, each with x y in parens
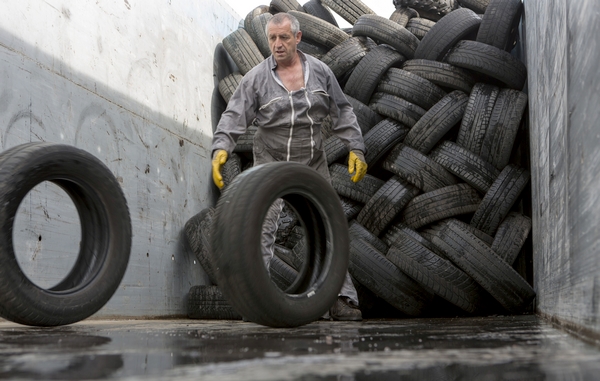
top-left (212, 51), bottom-right (366, 305)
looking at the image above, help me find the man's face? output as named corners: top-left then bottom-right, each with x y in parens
top-left (267, 20), bottom-right (301, 64)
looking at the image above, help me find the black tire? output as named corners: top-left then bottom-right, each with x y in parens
top-left (249, 13), bottom-right (273, 58)
top-left (321, 0), bottom-right (376, 25)
top-left (244, 5), bottom-right (271, 32)
top-left (480, 89), bottom-right (528, 170)
top-left (363, 118), bottom-right (410, 165)
top-left (348, 239), bottom-right (432, 316)
top-left (456, 83), bottom-right (500, 155)
top-left (385, 225), bottom-right (485, 313)
top-left (352, 14), bottom-right (420, 59)
top-left (348, 220), bottom-right (388, 254)
top-left (394, 0), bottom-right (459, 21)
top-left (403, 90), bottom-right (469, 154)
top-left (414, 8), bottom-right (482, 61)
top-left (458, 0), bottom-right (489, 14)
top-left (269, 255), bottom-right (300, 290)
top-left (340, 196), bottom-right (364, 220)
top-left (382, 221), bottom-right (447, 259)
top-left (369, 92), bottom-right (426, 128)
top-left (423, 218), bottom-right (494, 247)
top-left (270, 0), bottom-right (304, 12)
top-left (402, 59), bottom-right (476, 93)
top-left (383, 143), bottom-right (458, 192)
top-left (320, 37), bottom-right (371, 79)
top-left (275, 202), bottom-right (300, 246)
top-left (344, 45), bottom-right (406, 104)
top-left (376, 68), bottom-right (447, 110)
top-left (390, 7), bottom-right (420, 27)
top-left (211, 162), bottom-right (350, 327)
top-left (289, 11), bottom-right (349, 49)
top-left (470, 164), bottom-right (530, 236)
top-left (221, 152), bottom-right (242, 191)
top-left (356, 176), bottom-right (420, 236)
top-left (273, 243), bottom-right (297, 269)
top-left (406, 18), bottom-right (436, 40)
top-left (428, 219), bottom-right (535, 312)
top-left (218, 73), bottom-right (243, 104)
top-left (324, 135), bottom-right (348, 165)
top-left (476, 0), bottom-right (523, 51)
top-left (222, 28), bottom-right (264, 75)
top-left (400, 183), bottom-right (481, 229)
top-left (346, 94), bottom-right (384, 135)
top-left (429, 140), bottom-right (500, 194)
top-left (297, 38), bottom-right (329, 60)
top-left (446, 40), bottom-right (527, 90)
top-left (303, 0), bottom-right (338, 26)
top-left (491, 212), bottom-right (531, 265)
top-left (233, 125), bottom-right (257, 153)
top-left (0, 143), bottom-right (131, 326)
top-left (184, 208), bottom-right (218, 285)
top-left (330, 163), bottom-right (385, 204)
top-left (187, 285), bottom-right (242, 320)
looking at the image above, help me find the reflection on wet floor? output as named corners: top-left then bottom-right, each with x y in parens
top-left (1, 315), bottom-right (599, 380)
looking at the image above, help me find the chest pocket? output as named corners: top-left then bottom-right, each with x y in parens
top-left (306, 89), bottom-right (330, 123)
top-left (257, 96), bottom-right (286, 126)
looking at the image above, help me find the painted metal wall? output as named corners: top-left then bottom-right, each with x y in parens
top-left (0, 0), bottom-right (240, 317)
top-left (525, 0), bottom-right (600, 336)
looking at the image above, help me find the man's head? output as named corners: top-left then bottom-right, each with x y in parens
top-left (266, 13), bottom-right (302, 64)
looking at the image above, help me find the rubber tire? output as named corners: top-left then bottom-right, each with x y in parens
top-left (402, 59), bottom-right (476, 93)
top-left (400, 183), bottom-right (481, 229)
top-left (321, 37), bottom-right (371, 79)
top-left (348, 220), bottom-right (388, 254)
top-left (321, 0), bottom-right (376, 25)
top-left (0, 143), bottom-right (131, 326)
top-left (470, 164), bottom-right (530, 236)
top-left (187, 285), bottom-right (242, 320)
top-left (476, 0), bottom-right (523, 51)
top-left (352, 14), bottom-right (420, 59)
top-left (414, 8), bottom-right (482, 62)
top-left (383, 143), bottom-right (458, 192)
top-left (222, 28), bottom-right (264, 76)
top-left (356, 175), bottom-right (420, 236)
top-left (390, 7), bottom-right (420, 27)
top-left (218, 73), bottom-right (243, 104)
top-left (184, 208), bottom-right (218, 285)
top-left (233, 125), bottom-right (257, 153)
top-left (211, 162), bottom-right (349, 327)
top-left (303, 0), bottom-right (338, 27)
top-left (346, 94), bottom-right (384, 135)
top-left (385, 225), bottom-right (485, 313)
top-left (270, 0), bottom-right (304, 12)
top-left (348, 239), bottom-right (432, 316)
top-left (324, 135), bottom-right (348, 165)
top-left (406, 18), bottom-right (436, 40)
top-left (249, 13), bottom-right (273, 58)
top-left (377, 68), bottom-right (447, 110)
top-left (394, 0), bottom-right (459, 21)
top-left (363, 118), bottom-right (410, 165)
top-left (330, 163), bottom-right (385, 204)
top-left (491, 212), bottom-right (531, 265)
top-left (369, 92), bottom-right (426, 128)
top-left (429, 219), bottom-right (535, 313)
top-left (340, 196), bottom-right (364, 221)
top-left (289, 11), bottom-right (349, 50)
top-left (344, 45), bottom-right (406, 105)
top-left (403, 90), bottom-right (469, 154)
top-left (445, 40), bottom-right (527, 90)
top-left (458, 0), bottom-right (489, 14)
top-left (456, 83), bottom-right (500, 155)
top-left (429, 140), bottom-right (500, 194)
top-left (221, 152), bottom-right (242, 191)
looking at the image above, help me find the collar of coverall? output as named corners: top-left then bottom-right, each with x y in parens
top-left (268, 50), bottom-right (310, 90)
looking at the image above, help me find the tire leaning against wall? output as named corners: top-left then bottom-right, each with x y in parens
top-left (0, 143), bottom-right (131, 326)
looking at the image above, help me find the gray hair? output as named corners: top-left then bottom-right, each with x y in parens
top-left (265, 12), bottom-right (300, 36)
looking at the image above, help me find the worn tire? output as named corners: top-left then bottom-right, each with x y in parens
top-left (211, 162), bottom-right (349, 327)
top-left (352, 14), bottom-right (420, 59)
top-left (446, 40), bottom-right (527, 90)
top-left (394, 0), bottom-right (459, 21)
top-left (0, 143), bottom-right (131, 326)
top-left (222, 28), bottom-right (264, 75)
top-left (369, 92), bottom-right (426, 128)
top-left (402, 59), bottom-right (476, 93)
top-left (184, 208), bottom-right (218, 285)
top-left (187, 285), bottom-right (242, 320)
top-left (406, 18), bottom-right (436, 40)
top-left (377, 68), bottom-right (447, 110)
top-left (491, 212), bottom-right (531, 265)
top-left (330, 163), bottom-right (385, 204)
top-left (476, 0), bottom-right (523, 51)
top-left (321, 0), bottom-right (376, 25)
top-left (363, 118), bottom-right (410, 165)
top-left (390, 7), bottom-right (420, 27)
top-left (218, 73), bottom-right (243, 104)
top-left (289, 11), bottom-right (349, 49)
top-left (303, 0), bottom-right (338, 26)
top-left (456, 83), bottom-right (500, 155)
top-left (320, 37), bottom-right (370, 79)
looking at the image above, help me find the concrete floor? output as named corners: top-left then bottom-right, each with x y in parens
top-left (1, 315), bottom-right (599, 380)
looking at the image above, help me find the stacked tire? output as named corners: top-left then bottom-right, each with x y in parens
top-left (187, 0), bottom-right (534, 319)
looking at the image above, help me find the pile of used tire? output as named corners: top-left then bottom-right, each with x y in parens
top-left (186, 0), bottom-right (535, 320)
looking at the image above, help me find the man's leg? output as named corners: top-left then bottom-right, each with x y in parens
top-left (329, 272), bottom-right (362, 321)
top-left (261, 199), bottom-right (284, 271)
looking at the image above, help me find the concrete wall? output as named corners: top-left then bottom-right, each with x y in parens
top-left (525, 0), bottom-right (600, 336)
top-left (0, 0), bottom-right (240, 317)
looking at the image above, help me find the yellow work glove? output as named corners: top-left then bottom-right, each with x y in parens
top-left (212, 149), bottom-right (228, 189)
top-left (348, 150), bottom-right (367, 183)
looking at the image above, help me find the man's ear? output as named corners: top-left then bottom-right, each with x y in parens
top-left (296, 30), bottom-right (302, 43)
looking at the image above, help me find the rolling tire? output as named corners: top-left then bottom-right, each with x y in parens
top-left (211, 162), bottom-right (349, 327)
top-left (0, 143), bottom-right (131, 326)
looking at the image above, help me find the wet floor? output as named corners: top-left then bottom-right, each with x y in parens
top-left (1, 315), bottom-right (599, 380)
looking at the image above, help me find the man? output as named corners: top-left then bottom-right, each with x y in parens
top-left (211, 12), bottom-right (367, 321)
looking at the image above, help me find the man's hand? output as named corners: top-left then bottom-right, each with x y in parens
top-left (348, 150), bottom-right (367, 183)
top-left (212, 149), bottom-right (228, 189)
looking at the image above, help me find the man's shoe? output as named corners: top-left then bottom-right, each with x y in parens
top-left (330, 297), bottom-right (362, 321)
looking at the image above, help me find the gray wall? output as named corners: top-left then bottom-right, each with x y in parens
top-left (0, 0), bottom-right (239, 317)
top-left (525, 0), bottom-right (600, 335)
